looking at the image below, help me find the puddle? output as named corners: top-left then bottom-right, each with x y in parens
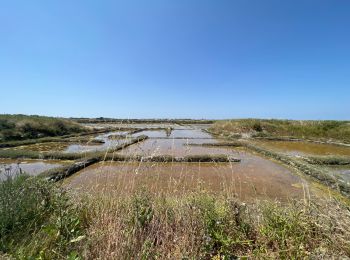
top-left (65, 157), bottom-right (304, 201)
top-left (0, 159), bottom-right (69, 180)
top-left (253, 140), bottom-right (350, 156)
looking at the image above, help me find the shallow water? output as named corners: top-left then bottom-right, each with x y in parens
top-left (132, 130), bottom-right (169, 138)
top-left (118, 138), bottom-right (225, 157)
top-left (169, 129), bottom-right (212, 139)
top-left (253, 140), bottom-right (350, 156)
top-left (83, 123), bottom-right (185, 130)
top-left (65, 157), bottom-right (304, 201)
top-left (64, 131), bottom-right (130, 153)
top-left (325, 165), bottom-right (350, 183)
top-left (0, 159), bottom-right (68, 180)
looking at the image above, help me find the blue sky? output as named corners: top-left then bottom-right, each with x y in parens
top-left (0, 1), bottom-right (349, 119)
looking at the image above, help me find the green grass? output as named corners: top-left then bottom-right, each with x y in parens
top-left (210, 119), bottom-right (350, 143)
top-left (0, 114), bottom-right (87, 141)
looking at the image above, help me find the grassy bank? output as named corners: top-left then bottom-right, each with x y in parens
top-left (0, 114), bottom-right (86, 142)
top-left (210, 119), bottom-right (350, 143)
top-left (1, 175), bottom-right (350, 259)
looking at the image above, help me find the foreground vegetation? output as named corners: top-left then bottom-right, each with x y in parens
top-left (210, 119), bottom-right (350, 143)
top-left (0, 175), bottom-right (86, 259)
top-left (0, 114), bottom-right (86, 141)
top-left (1, 175), bottom-right (350, 259)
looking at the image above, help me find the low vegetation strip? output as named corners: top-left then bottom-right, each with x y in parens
top-left (302, 155), bottom-right (350, 165)
top-left (2, 177), bottom-right (350, 259)
top-left (210, 119), bottom-right (350, 143)
top-left (105, 154), bottom-right (241, 163)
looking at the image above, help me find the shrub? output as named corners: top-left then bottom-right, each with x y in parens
top-left (0, 114), bottom-right (86, 141)
top-left (0, 174), bottom-right (87, 259)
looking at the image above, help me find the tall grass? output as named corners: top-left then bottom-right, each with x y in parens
top-left (2, 166), bottom-right (350, 258)
top-left (83, 189), bottom-right (350, 259)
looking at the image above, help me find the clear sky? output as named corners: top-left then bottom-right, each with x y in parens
top-left (1, 1), bottom-right (349, 119)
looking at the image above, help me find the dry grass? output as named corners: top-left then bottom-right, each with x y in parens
top-left (80, 189), bottom-right (350, 259)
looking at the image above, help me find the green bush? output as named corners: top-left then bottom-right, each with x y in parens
top-left (0, 175), bottom-right (86, 259)
top-left (0, 114), bottom-right (86, 141)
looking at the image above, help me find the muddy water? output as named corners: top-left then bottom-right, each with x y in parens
top-left (118, 138), bottom-right (228, 157)
top-left (132, 130), bottom-right (169, 138)
top-left (83, 123), bottom-right (187, 130)
top-left (325, 165), bottom-right (350, 183)
top-left (65, 156), bottom-right (304, 201)
top-left (0, 159), bottom-right (69, 180)
top-left (253, 140), bottom-right (350, 156)
top-left (64, 131), bottom-right (130, 153)
top-left (169, 129), bottom-right (212, 139)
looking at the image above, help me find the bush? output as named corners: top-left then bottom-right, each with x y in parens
top-left (0, 174), bottom-right (87, 259)
top-left (0, 114), bottom-right (86, 141)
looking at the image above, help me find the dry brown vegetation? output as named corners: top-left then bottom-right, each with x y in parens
top-left (210, 119), bottom-right (350, 143)
top-left (77, 189), bottom-right (350, 259)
